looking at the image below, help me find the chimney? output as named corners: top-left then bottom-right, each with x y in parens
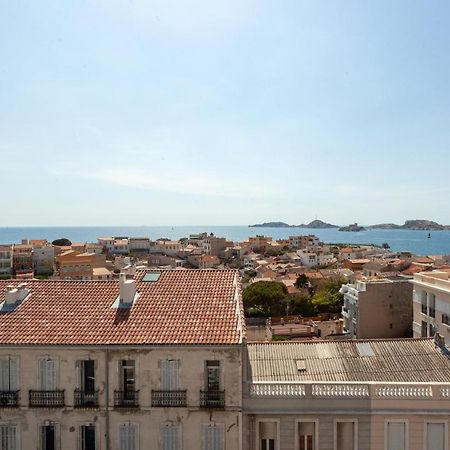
top-left (5, 286), bottom-right (18, 304)
top-left (119, 273), bottom-right (136, 305)
top-left (17, 283), bottom-right (30, 302)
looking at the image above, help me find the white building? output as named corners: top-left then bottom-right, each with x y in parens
top-left (413, 270), bottom-right (450, 346)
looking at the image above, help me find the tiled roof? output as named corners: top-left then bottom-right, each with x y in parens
top-left (0, 269), bottom-right (243, 346)
top-left (247, 339), bottom-right (450, 383)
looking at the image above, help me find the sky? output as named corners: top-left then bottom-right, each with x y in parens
top-left (1, 0), bottom-right (450, 226)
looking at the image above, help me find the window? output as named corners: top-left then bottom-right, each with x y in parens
top-left (0, 425), bottom-right (18, 450)
top-left (121, 360), bottom-right (136, 393)
top-left (161, 360), bottom-right (179, 391)
top-left (386, 421), bottom-right (406, 450)
top-left (119, 424), bottom-right (137, 450)
top-left (261, 439), bottom-right (275, 450)
top-left (426, 422), bottom-right (446, 450)
top-left (202, 424), bottom-right (224, 450)
top-left (442, 314), bottom-right (450, 326)
top-left (298, 422), bottom-right (316, 450)
top-left (258, 421), bottom-right (278, 450)
top-left (205, 361), bottom-right (220, 390)
top-left (0, 357), bottom-right (18, 392)
top-left (38, 359), bottom-right (57, 390)
top-left (40, 424), bottom-right (57, 450)
top-left (335, 421), bottom-right (356, 450)
top-left (78, 360), bottom-right (95, 393)
top-left (161, 423), bottom-right (180, 450)
top-left (79, 425), bottom-right (96, 450)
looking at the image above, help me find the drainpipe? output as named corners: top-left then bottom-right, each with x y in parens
top-left (105, 348), bottom-right (110, 450)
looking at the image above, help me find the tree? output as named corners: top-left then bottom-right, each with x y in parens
top-left (294, 274), bottom-right (309, 289)
top-left (311, 278), bottom-right (345, 313)
top-left (243, 281), bottom-right (288, 317)
top-left (52, 238), bottom-right (72, 246)
top-left (287, 292), bottom-right (317, 316)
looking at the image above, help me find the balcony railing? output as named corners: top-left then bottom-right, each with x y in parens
top-left (29, 390), bottom-right (64, 407)
top-left (200, 389), bottom-right (225, 408)
top-left (114, 390), bottom-right (139, 408)
top-left (74, 389), bottom-right (99, 408)
top-left (151, 390), bottom-right (187, 407)
top-left (0, 391), bottom-right (19, 407)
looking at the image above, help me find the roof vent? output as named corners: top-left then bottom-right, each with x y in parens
top-left (4, 283), bottom-right (31, 306)
top-left (119, 273), bottom-right (137, 306)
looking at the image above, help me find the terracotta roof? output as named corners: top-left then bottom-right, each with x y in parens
top-left (0, 269), bottom-right (243, 346)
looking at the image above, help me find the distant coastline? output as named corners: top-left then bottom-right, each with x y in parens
top-left (250, 219), bottom-right (450, 231)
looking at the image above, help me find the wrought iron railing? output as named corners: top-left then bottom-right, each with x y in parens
top-left (151, 390), bottom-right (187, 407)
top-left (29, 390), bottom-right (64, 407)
top-left (0, 391), bottom-right (19, 407)
top-left (200, 389), bottom-right (225, 408)
top-left (74, 389), bottom-right (99, 408)
top-left (114, 390), bottom-right (139, 408)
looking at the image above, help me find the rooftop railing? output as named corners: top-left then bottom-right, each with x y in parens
top-left (249, 382), bottom-right (450, 400)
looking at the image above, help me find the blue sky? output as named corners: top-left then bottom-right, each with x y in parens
top-left (1, 0), bottom-right (450, 226)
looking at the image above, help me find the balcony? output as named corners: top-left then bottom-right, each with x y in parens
top-left (0, 391), bottom-right (19, 407)
top-left (200, 389), bottom-right (225, 408)
top-left (74, 389), bottom-right (99, 408)
top-left (151, 390), bottom-right (187, 407)
top-left (29, 390), bottom-right (64, 407)
top-left (114, 390), bottom-right (139, 408)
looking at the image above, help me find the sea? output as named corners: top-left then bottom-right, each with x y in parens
top-left (0, 226), bottom-right (449, 256)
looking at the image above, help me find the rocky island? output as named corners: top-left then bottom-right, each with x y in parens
top-left (249, 219), bottom-right (338, 229)
top-left (370, 220), bottom-right (449, 231)
top-left (339, 223), bottom-right (366, 232)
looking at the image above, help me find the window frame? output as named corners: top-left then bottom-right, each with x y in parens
top-left (201, 422), bottom-right (225, 450)
top-left (160, 422), bottom-right (181, 450)
top-left (385, 419), bottom-right (409, 450)
top-left (0, 423), bottom-right (20, 450)
top-left (294, 419), bottom-right (319, 450)
top-left (78, 422), bottom-right (97, 450)
top-left (424, 420), bottom-right (448, 450)
top-left (256, 418), bottom-right (280, 450)
top-left (38, 421), bottom-right (60, 450)
top-left (118, 422), bottom-right (139, 450)
top-left (333, 419), bottom-right (358, 450)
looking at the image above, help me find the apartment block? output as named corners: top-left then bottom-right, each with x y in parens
top-left (0, 246), bottom-right (12, 275)
top-left (340, 276), bottom-right (413, 339)
top-left (12, 242), bottom-right (33, 276)
top-left (0, 269), bottom-right (244, 450)
top-left (413, 270), bottom-right (450, 346)
top-left (288, 235), bottom-right (320, 250)
top-left (57, 250), bottom-right (108, 280)
top-left (243, 339), bottom-right (450, 450)
top-left (32, 242), bottom-right (55, 275)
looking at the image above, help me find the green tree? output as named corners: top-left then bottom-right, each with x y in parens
top-left (294, 274), bottom-right (309, 289)
top-left (287, 292), bottom-right (317, 316)
top-left (311, 278), bottom-right (345, 314)
top-left (243, 281), bottom-right (288, 317)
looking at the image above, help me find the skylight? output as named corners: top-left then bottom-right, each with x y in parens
top-left (356, 342), bottom-right (375, 357)
top-left (142, 272), bottom-right (161, 282)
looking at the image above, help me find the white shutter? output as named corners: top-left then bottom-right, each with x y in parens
top-left (161, 360), bottom-right (179, 390)
top-left (9, 358), bottom-right (18, 392)
top-left (46, 360), bottom-right (56, 391)
top-left (0, 359), bottom-right (9, 391)
top-left (202, 424), bottom-right (223, 450)
top-left (161, 424), bottom-right (180, 450)
top-left (427, 423), bottom-right (445, 450)
top-left (387, 422), bottom-right (406, 450)
top-left (38, 359), bottom-right (46, 390)
top-left (0, 426), bottom-right (17, 450)
top-left (119, 424), bottom-right (136, 450)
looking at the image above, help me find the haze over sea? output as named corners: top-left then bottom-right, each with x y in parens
top-left (0, 226), bottom-right (449, 256)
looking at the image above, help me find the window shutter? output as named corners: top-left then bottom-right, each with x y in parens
top-left (46, 360), bottom-right (56, 390)
top-left (9, 358), bottom-right (18, 391)
top-left (119, 424), bottom-right (136, 450)
top-left (161, 424), bottom-right (180, 450)
top-left (161, 360), bottom-right (169, 390)
top-left (0, 359), bottom-right (8, 391)
top-left (75, 360), bottom-right (82, 390)
top-left (202, 425), bottom-right (223, 450)
top-left (38, 359), bottom-right (46, 390)
top-left (169, 360), bottom-right (179, 391)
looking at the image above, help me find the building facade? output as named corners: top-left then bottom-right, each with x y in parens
top-left (0, 270), bottom-right (244, 450)
top-left (340, 276), bottom-right (413, 339)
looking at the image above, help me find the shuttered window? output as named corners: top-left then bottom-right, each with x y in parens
top-left (161, 424), bottom-right (180, 450)
top-left (387, 422), bottom-right (406, 450)
top-left (0, 358), bottom-right (18, 391)
top-left (161, 360), bottom-right (179, 391)
top-left (202, 424), bottom-right (224, 450)
top-left (119, 424), bottom-right (137, 450)
top-left (38, 359), bottom-right (56, 391)
top-left (0, 425), bottom-right (18, 450)
top-left (426, 423), bottom-right (445, 450)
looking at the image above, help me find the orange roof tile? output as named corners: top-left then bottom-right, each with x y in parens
top-left (0, 269), bottom-right (243, 346)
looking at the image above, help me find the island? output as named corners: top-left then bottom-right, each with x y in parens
top-left (370, 220), bottom-right (449, 231)
top-left (339, 223), bottom-right (366, 232)
top-left (298, 219), bottom-right (338, 229)
top-left (249, 219), bottom-right (338, 229)
top-left (249, 221), bottom-right (295, 228)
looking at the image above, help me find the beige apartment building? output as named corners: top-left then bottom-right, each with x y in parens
top-left (412, 270), bottom-right (450, 345)
top-left (340, 276), bottom-right (413, 339)
top-left (57, 250), bottom-right (108, 280)
top-left (243, 339), bottom-right (450, 450)
top-left (0, 269), bottom-right (244, 450)
top-left (0, 245), bottom-right (12, 275)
